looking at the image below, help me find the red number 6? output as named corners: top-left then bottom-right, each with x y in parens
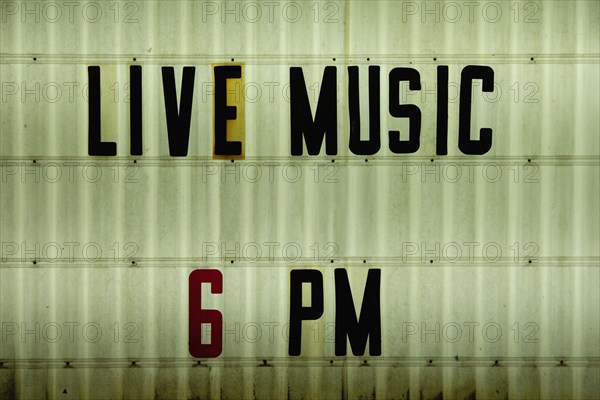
top-left (189, 269), bottom-right (223, 358)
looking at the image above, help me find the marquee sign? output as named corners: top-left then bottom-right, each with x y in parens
top-left (1, 1), bottom-right (598, 398)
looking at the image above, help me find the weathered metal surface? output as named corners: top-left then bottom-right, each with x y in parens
top-left (1, 1), bottom-right (599, 399)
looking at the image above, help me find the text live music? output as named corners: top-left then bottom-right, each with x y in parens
top-left (87, 64), bottom-right (495, 157)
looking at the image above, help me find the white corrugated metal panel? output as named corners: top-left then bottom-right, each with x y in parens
top-left (1, 1), bottom-right (599, 399)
